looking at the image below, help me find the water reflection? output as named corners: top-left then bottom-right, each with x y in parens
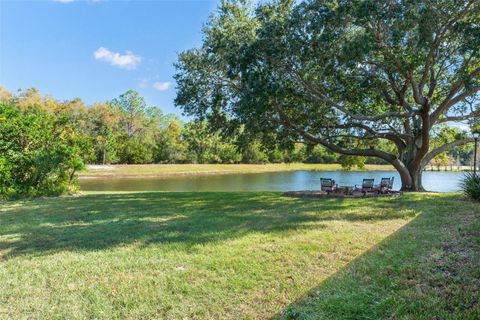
top-left (80, 170), bottom-right (465, 192)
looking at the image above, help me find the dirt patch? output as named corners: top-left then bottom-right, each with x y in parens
top-left (283, 190), bottom-right (403, 199)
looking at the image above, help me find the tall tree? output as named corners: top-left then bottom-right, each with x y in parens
top-left (154, 118), bottom-right (187, 163)
top-left (86, 103), bottom-right (120, 164)
top-left (175, 0), bottom-right (480, 191)
top-left (111, 90), bottom-right (160, 164)
top-left (112, 90), bottom-right (148, 140)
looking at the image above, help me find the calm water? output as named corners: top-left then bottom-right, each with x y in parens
top-left (80, 170), bottom-right (465, 192)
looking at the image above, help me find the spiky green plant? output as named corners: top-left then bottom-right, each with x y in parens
top-left (461, 172), bottom-right (480, 201)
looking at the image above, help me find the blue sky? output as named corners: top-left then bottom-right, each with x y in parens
top-left (0, 0), bottom-right (218, 116)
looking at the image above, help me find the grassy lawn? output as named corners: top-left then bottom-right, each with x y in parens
top-left (80, 163), bottom-right (394, 177)
top-left (0, 192), bottom-right (478, 319)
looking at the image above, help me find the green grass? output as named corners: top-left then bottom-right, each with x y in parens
top-left (80, 163), bottom-right (394, 177)
top-left (0, 192), bottom-right (478, 319)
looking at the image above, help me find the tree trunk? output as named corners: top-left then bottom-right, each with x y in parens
top-left (397, 168), bottom-right (426, 191)
top-left (392, 159), bottom-right (426, 191)
top-left (406, 168), bottom-right (426, 191)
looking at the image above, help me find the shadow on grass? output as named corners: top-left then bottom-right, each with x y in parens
top-left (0, 192), bottom-right (416, 260)
top-left (274, 194), bottom-right (480, 319)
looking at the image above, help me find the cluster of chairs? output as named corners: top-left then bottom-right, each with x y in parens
top-left (320, 177), bottom-right (395, 195)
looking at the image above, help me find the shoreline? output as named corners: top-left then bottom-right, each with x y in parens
top-left (78, 163), bottom-right (396, 179)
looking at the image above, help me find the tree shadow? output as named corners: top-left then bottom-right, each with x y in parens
top-left (273, 194), bottom-right (480, 319)
top-left (0, 192), bottom-right (416, 260)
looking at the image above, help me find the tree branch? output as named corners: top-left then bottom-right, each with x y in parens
top-left (409, 73), bottom-right (427, 106)
top-left (421, 138), bottom-right (474, 167)
top-left (320, 122), bottom-right (407, 153)
top-left (419, 0), bottom-right (478, 94)
top-left (274, 104), bottom-right (398, 163)
top-left (436, 108), bottom-right (480, 124)
top-left (430, 66), bottom-right (480, 124)
top-left (291, 69), bottom-right (417, 121)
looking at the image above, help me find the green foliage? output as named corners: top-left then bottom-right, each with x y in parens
top-left (242, 141), bottom-right (269, 164)
top-left (117, 139), bottom-right (154, 164)
top-left (154, 118), bottom-right (187, 163)
top-left (1, 83), bottom-right (475, 201)
top-left (218, 144), bottom-right (242, 164)
top-left (112, 90), bottom-right (148, 140)
top-left (86, 103), bottom-right (119, 164)
top-left (304, 145), bottom-right (338, 164)
top-left (338, 155), bottom-right (366, 170)
top-left (174, 0), bottom-right (480, 191)
top-left (461, 172), bottom-right (480, 201)
top-left (0, 102), bottom-right (85, 198)
top-left (183, 121), bottom-right (223, 163)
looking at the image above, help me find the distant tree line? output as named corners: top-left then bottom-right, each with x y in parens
top-left (0, 87), bottom-right (340, 166)
top-left (0, 86), bottom-right (475, 197)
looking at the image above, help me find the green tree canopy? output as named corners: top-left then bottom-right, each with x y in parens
top-left (175, 0), bottom-right (480, 191)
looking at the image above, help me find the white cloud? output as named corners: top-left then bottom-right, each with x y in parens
top-left (152, 82), bottom-right (172, 91)
top-left (94, 47), bottom-right (141, 70)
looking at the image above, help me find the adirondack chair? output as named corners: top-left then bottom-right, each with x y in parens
top-left (355, 178), bottom-right (375, 194)
top-left (388, 176), bottom-right (395, 190)
top-left (374, 177), bottom-right (392, 193)
top-left (320, 178), bottom-right (336, 194)
top-left (378, 177), bottom-right (394, 193)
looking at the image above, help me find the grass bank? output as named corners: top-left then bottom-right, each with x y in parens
top-left (80, 163), bottom-right (394, 178)
top-left (0, 193), bottom-right (478, 319)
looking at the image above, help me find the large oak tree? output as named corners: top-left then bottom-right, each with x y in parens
top-left (175, 0), bottom-right (480, 191)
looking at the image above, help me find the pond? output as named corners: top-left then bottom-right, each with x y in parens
top-left (79, 170), bottom-right (466, 193)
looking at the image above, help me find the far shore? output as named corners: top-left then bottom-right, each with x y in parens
top-left (79, 163), bottom-right (396, 179)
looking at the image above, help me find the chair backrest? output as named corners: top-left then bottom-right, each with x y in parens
top-left (320, 178), bottom-right (334, 190)
top-left (389, 177), bottom-right (394, 188)
top-left (380, 178), bottom-right (391, 187)
top-left (362, 178), bottom-right (375, 189)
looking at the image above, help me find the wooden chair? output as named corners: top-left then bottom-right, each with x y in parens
top-left (374, 177), bottom-right (395, 194)
top-left (388, 177), bottom-right (395, 189)
top-left (320, 178), bottom-right (336, 194)
top-left (355, 178), bottom-right (375, 194)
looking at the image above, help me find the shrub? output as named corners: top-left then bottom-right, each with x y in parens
top-left (460, 172), bottom-right (480, 201)
top-left (0, 103), bottom-right (86, 198)
top-left (117, 139), bottom-right (153, 164)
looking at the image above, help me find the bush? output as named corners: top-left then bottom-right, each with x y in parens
top-left (117, 139), bottom-right (153, 164)
top-left (460, 172), bottom-right (480, 201)
top-left (242, 141), bottom-right (269, 164)
top-left (0, 103), bottom-right (86, 198)
top-left (218, 144), bottom-right (242, 164)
